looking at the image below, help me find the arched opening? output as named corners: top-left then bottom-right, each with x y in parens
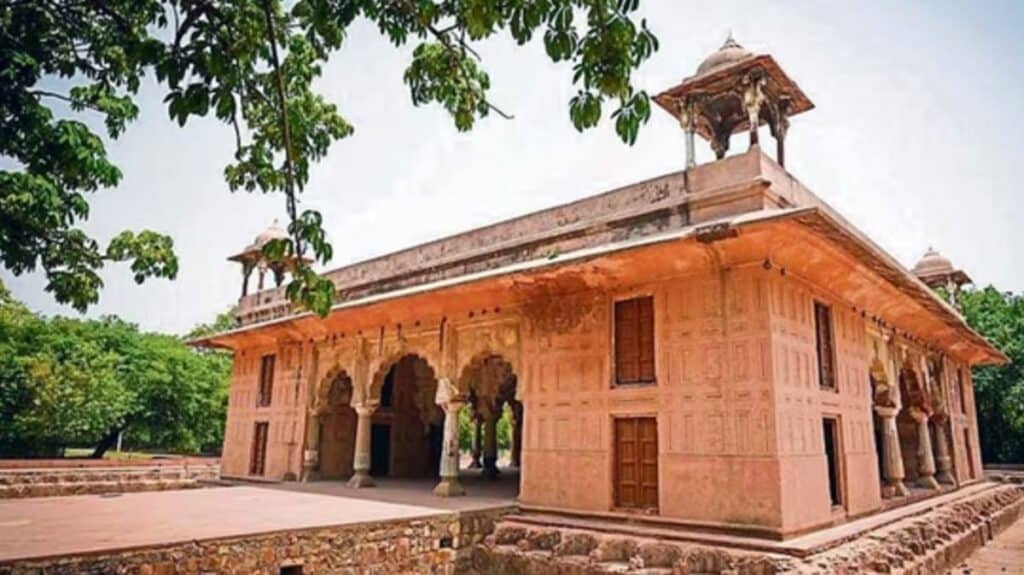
top-left (460, 354), bottom-right (521, 497)
top-left (317, 371), bottom-right (357, 479)
top-left (369, 355), bottom-right (444, 479)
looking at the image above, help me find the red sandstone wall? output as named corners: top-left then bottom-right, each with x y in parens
top-left (519, 266), bottom-right (783, 532)
top-left (767, 272), bottom-right (881, 534)
top-left (222, 344), bottom-right (310, 480)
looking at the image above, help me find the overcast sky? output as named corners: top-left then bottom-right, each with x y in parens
top-left (4, 0), bottom-right (1023, 335)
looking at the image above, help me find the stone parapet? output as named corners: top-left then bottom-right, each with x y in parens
top-left (0, 504), bottom-right (510, 575)
top-left (0, 463), bottom-right (220, 499)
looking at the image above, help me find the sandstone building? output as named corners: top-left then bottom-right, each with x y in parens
top-left (196, 37), bottom-right (1006, 540)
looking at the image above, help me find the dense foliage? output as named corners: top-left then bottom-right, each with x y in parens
top-left (960, 286), bottom-right (1024, 464)
top-left (1, 0), bottom-right (658, 316)
top-left (0, 281), bottom-right (231, 457)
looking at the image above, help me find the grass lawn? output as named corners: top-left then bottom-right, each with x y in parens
top-left (62, 448), bottom-right (159, 460)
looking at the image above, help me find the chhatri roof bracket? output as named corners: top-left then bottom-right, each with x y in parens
top-left (654, 35), bottom-right (814, 169)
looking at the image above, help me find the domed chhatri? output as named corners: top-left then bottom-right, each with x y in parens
top-left (251, 219), bottom-right (289, 250)
top-left (912, 247), bottom-right (954, 279)
top-left (228, 219), bottom-right (305, 297)
top-left (911, 247), bottom-right (973, 307)
top-left (654, 34), bottom-right (814, 169)
top-left (696, 34), bottom-right (754, 76)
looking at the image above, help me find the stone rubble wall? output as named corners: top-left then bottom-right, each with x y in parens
top-left (0, 506), bottom-right (510, 575)
top-left (467, 483), bottom-right (1024, 575)
top-left (0, 463), bottom-right (220, 499)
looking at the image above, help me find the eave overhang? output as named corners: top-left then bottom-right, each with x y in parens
top-left (191, 207), bottom-right (1006, 367)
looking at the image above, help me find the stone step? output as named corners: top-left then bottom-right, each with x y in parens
top-left (0, 478), bottom-right (203, 499)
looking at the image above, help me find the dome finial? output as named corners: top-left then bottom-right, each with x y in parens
top-left (722, 31), bottom-right (742, 50)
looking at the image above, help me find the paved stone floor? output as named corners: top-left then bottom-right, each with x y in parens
top-left (267, 467), bottom-right (519, 511)
top-left (0, 471), bottom-right (518, 564)
top-left (958, 511), bottom-right (1024, 574)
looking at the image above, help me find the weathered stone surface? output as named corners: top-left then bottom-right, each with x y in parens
top-left (0, 464), bottom-right (220, 499)
top-left (468, 485), bottom-right (1024, 575)
top-left (1, 505), bottom-right (508, 575)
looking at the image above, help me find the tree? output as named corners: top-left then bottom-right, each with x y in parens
top-left (0, 299), bottom-right (132, 456)
top-left (0, 280), bottom-right (231, 457)
top-left (2, 0), bottom-right (658, 316)
top-left (959, 286), bottom-right (1024, 464)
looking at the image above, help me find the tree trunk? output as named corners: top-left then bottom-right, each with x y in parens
top-left (91, 428), bottom-right (121, 459)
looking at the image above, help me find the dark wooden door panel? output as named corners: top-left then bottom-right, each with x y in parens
top-left (250, 421), bottom-right (268, 476)
top-left (615, 417), bottom-right (658, 509)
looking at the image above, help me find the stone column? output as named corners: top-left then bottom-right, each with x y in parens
top-left (433, 397), bottom-right (466, 497)
top-left (348, 404), bottom-right (376, 488)
top-left (302, 412), bottom-right (322, 482)
top-left (510, 402), bottom-right (523, 469)
top-left (469, 418), bottom-right (483, 469)
top-left (933, 418), bottom-right (955, 485)
top-left (911, 409), bottom-right (940, 490)
top-left (874, 406), bottom-right (908, 497)
top-left (482, 409), bottom-right (500, 479)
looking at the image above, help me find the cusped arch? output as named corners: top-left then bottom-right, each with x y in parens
top-left (368, 351), bottom-right (439, 403)
top-left (314, 365), bottom-right (357, 413)
top-left (453, 322), bottom-right (522, 386)
top-left (459, 352), bottom-right (519, 413)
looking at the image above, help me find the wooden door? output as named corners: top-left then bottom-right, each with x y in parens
top-left (615, 417), bottom-right (658, 509)
top-left (250, 421), bottom-right (269, 476)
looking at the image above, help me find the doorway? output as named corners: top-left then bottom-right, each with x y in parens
top-left (614, 417), bottom-right (658, 509)
top-left (370, 424), bottom-right (391, 476)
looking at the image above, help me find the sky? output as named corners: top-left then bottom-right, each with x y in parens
top-left (4, 0), bottom-right (1024, 335)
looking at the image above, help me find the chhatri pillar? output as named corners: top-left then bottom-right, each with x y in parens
top-left (434, 378), bottom-right (466, 497)
top-left (348, 402), bottom-right (377, 488)
top-left (654, 34), bottom-right (813, 169)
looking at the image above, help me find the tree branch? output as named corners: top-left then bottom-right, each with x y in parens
top-left (260, 0), bottom-right (303, 257)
